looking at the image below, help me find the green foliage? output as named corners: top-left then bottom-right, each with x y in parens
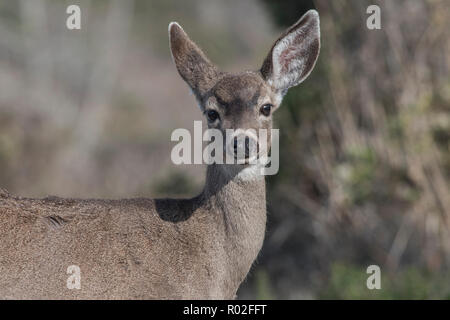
top-left (254, 268), bottom-right (275, 300)
top-left (339, 147), bottom-right (377, 205)
top-left (319, 263), bottom-right (450, 299)
top-left (255, 0), bottom-right (450, 300)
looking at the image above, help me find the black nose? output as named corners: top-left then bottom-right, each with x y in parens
top-left (233, 136), bottom-right (252, 159)
top-left (244, 137), bottom-right (250, 157)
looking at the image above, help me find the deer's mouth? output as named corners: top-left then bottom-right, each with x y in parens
top-left (224, 132), bottom-right (257, 164)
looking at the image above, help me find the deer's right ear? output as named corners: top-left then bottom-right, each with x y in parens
top-left (260, 10), bottom-right (320, 96)
top-left (169, 22), bottom-right (218, 102)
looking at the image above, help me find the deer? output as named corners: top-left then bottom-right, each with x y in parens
top-left (0, 10), bottom-right (320, 299)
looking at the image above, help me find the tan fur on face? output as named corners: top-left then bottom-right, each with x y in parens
top-left (207, 73), bottom-right (273, 129)
top-left (201, 72), bottom-right (275, 163)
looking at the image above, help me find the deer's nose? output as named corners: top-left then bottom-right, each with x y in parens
top-left (232, 134), bottom-right (258, 161)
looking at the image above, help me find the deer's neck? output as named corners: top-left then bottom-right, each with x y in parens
top-left (201, 164), bottom-right (267, 293)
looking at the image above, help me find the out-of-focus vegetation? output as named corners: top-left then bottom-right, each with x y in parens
top-left (0, 0), bottom-right (449, 299)
top-left (239, 0), bottom-right (450, 299)
top-left (320, 263), bottom-right (450, 299)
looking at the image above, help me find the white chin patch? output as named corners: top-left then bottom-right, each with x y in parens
top-left (235, 165), bottom-right (263, 182)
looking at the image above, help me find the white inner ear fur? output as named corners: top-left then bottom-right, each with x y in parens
top-left (269, 14), bottom-right (320, 92)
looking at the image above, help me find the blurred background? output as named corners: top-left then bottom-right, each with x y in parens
top-left (0, 0), bottom-right (449, 299)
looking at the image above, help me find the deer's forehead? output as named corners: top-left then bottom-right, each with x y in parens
top-left (211, 73), bottom-right (269, 107)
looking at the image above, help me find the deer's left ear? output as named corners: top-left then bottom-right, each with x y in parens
top-left (261, 10), bottom-right (320, 95)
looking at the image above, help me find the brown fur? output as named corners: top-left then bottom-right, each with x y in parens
top-left (0, 10), bottom-right (320, 299)
top-left (0, 166), bottom-right (264, 299)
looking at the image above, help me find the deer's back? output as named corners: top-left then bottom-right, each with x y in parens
top-left (0, 191), bottom-right (227, 299)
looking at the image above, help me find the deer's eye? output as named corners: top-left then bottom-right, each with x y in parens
top-left (260, 104), bottom-right (273, 117)
top-left (206, 110), bottom-right (219, 122)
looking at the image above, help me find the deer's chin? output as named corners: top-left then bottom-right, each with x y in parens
top-left (220, 163), bottom-right (263, 182)
top-left (235, 159), bottom-right (258, 166)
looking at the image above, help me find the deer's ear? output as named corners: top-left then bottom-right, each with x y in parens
top-left (261, 10), bottom-right (320, 94)
top-left (169, 22), bottom-right (218, 100)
